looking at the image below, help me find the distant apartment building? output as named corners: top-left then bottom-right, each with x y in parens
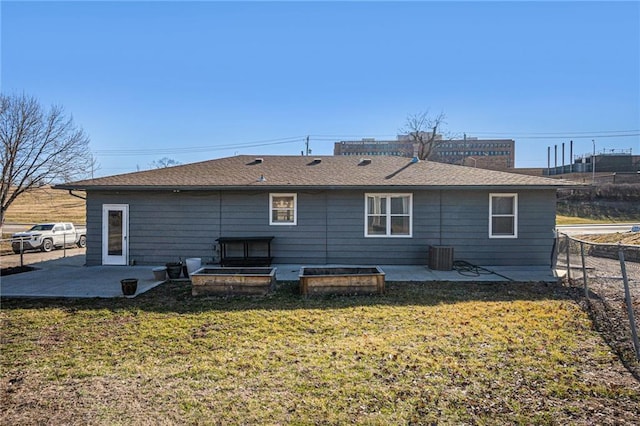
top-left (333, 138), bottom-right (415, 157)
top-left (334, 135), bottom-right (515, 170)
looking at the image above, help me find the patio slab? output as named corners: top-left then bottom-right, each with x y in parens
top-left (0, 255), bottom-right (562, 299)
top-left (274, 264), bottom-right (561, 282)
top-left (1, 255), bottom-right (166, 298)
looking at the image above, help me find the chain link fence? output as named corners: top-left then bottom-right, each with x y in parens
top-left (1, 233), bottom-right (80, 270)
top-left (556, 233), bottom-right (640, 371)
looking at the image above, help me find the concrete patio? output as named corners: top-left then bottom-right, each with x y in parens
top-left (0, 254), bottom-right (562, 298)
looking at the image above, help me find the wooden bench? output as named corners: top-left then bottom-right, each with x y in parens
top-left (216, 236), bottom-right (274, 266)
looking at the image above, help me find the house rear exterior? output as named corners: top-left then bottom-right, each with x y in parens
top-left (56, 155), bottom-right (572, 267)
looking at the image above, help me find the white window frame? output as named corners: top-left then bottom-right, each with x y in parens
top-left (489, 193), bottom-right (518, 238)
top-left (364, 193), bottom-right (413, 238)
top-left (269, 193), bottom-right (297, 226)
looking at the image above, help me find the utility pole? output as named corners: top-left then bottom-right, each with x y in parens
top-left (592, 139), bottom-right (596, 183)
top-left (305, 135), bottom-right (311, 156)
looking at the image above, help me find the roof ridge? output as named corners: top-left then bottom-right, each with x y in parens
top-left (55, 155), bottom-right (577, 190)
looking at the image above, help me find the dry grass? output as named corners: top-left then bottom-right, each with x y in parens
top-left (2, 281), bottom-right (639, 424)
top-left (575, 233), bottom-right (640, 246)
top-left (3, 186), bottom-right (85, 225)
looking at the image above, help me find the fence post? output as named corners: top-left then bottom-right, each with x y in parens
top-left (618, 246), bottom-right (640, 361)
top-left (580, 241), bottom-right (588, 299)
top-left (20, 237), bottom-right (24, 268)
top-left (552, 229), bottom-right (559, 271)
top-left (565, 234), bottom-right (571, 281)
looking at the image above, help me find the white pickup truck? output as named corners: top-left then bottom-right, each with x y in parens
top-left (11, 223), bottom-right (87, 253)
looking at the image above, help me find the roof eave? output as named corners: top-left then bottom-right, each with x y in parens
top-left (54, 183), bottom-right (577, 192)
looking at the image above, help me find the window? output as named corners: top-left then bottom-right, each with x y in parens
top-left (489, 194), bottom-right (517, 238)
top-left (270, 193), bottom-right (297, 225)
top-left (365, 193), bottom-right (412, 237)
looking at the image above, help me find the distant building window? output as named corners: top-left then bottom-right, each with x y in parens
top-left (489, 193), bottom-right (518, 238)
top-left (270, 193), bottom-right (297, 225)
top-left (365, 193), bottom-right (412, 237)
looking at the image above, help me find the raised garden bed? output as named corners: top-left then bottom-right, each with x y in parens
top-left (299, 266), bottom-right (385, 296)
top-left (190, 267), bottom-right (276, 296)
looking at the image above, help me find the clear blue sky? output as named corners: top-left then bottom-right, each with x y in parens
top-left (2, 1), bottom-right (639, 177)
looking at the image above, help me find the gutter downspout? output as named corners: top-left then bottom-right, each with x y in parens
top-left (68, 190), bottom-right (86, 200)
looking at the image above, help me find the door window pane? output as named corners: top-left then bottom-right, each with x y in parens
top-left (108, 210), bottom-right (123, 255)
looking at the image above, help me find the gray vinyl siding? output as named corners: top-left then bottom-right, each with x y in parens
top-left (326, 191), bottom-right (427, 265)
top-left (85, 191), bottom-right (101, 266)
top-left (86, 191), bottom-right (222, 266)
top-left (85, 188), bottom-right (557, 267)
top-left (437, 190), bottom-right (556, 266)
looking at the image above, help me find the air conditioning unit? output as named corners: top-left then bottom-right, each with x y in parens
top-left (428, 246), bottom-right (454, 271)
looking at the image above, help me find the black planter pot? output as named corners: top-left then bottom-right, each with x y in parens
top-left (166, 263), bottom-right (183, 279)
top-left (121, 278), bottom-right (138, 296)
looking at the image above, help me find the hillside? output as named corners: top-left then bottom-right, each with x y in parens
top-left (3, 186), bottom-right (86, 225)
top-left (557, 183), bottom-right (640, 222)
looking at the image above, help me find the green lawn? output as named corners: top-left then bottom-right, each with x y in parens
top-left (2, 280), bottom-right (639, 424)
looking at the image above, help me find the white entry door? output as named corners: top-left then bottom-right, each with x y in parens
top-left (102, 204), bottom-right (129, 265)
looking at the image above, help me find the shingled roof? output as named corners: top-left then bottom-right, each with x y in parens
top-left (56, 155), bottom-right (574, 190)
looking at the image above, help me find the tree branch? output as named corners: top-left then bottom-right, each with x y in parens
top-left (0, 93), bottom-right (92, 226)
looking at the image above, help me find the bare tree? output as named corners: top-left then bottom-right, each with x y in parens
top-left (150, 157), bottom-right (181, 169)
top-left (0, 93), bottom-right (92, 227)
top-left (401, 110), bottom-right (447, 160)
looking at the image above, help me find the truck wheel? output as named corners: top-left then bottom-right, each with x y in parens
top-left (77, 235), bottom-right (87, 248)
top-left (41, 239), bottom-right (54, 252)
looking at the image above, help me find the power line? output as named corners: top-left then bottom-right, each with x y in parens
top-left (463, 129), bottom-right (639, 136)
top-left (93, 136), bottom-right (306, 156)
top-left (310, 130), bottom-right (640, 141)
top-left (493, 133), bottom-right (639, 140)
top-left (92, 129), bottom-right (638, 157)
